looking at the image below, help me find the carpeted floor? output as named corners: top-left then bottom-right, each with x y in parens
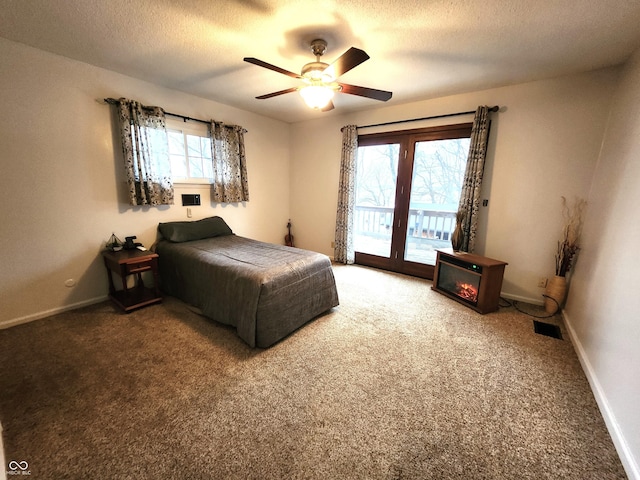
top-left (0, 264), bottom-right (627, 479)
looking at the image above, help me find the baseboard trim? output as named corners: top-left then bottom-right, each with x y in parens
top-left (0, 295), bottom-right (109, 330)
top-left (500, 292), bottom-right (544, 306)
top-left (563, 310), bottom-right (639, 480)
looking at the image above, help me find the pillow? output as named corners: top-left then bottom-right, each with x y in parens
top-left (158, 216), bottom-right (233, 242)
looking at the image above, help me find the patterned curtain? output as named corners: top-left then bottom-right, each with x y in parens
top-left (209, 121), bottom-right (249, 203)
top-left (334, 125), bottom-right (358, 264)
top-left (116, 98), bottom-right (173, 206)
top-left (457, 105), bottom-right (491, 252)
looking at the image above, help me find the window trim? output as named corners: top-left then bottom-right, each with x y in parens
top-left (166, 119), bottom-right (213, 185)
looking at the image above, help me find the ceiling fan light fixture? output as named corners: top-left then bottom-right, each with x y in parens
top-left (299, 85), bottom-right (335, 109)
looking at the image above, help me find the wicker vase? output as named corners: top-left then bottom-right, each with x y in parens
top-left (544, 275), bottom-right (567, 314)
top-left (451, 223), bottom-right (463, 251)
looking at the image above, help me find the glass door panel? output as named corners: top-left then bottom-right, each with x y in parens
top-left (354, 143), bottom-right (400, 259)
top-left (353, 123), bottom-right (473, 279)
top-left (404, 137), bottom-right (471, 265)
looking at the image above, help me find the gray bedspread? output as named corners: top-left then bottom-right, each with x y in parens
top-left (156, 235), bottom-right (339, 348)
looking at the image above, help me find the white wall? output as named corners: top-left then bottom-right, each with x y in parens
top-left (289, 68), bottom-right (619, 304)
top-left (0, 37), bottom-right (290, 327)
top-left (564, 48), bottom-right (640, 479)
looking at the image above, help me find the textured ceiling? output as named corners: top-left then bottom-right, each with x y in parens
top-left (2, 0), bottom-right (640, 123)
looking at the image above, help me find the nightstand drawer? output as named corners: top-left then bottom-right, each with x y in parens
top-left (125, 260), bottom-right (153, 274)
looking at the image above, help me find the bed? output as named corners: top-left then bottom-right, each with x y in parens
top-left (154, 216), bottom-right (339, 348)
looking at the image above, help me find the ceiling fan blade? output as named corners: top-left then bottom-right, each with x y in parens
top-left (321, 101), bottom-right (335, 112)
top-left (324, 47), bottom-right (370, 78)
top-left (243, 57), bottom-right (302, 79)
top-left (339, 83), bottom-right (393, 102)
top-left (255, 87), bottom-right (298, 100)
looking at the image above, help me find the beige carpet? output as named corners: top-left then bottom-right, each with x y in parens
top-left (0, 264), bottom-right (627, 479)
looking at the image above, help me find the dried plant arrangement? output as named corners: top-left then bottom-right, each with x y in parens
top-left (555, 196), bottom-right (587, 277)
top-left (451, 207), bottom-right (467, 251)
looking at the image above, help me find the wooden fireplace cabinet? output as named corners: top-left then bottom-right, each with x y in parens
top-left (432, 249), bottom-right (508, 314)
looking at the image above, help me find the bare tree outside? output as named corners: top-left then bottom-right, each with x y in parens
top-left (355, 144), bottom-right (399, 207)
top-left (410, 138), bottom-right (470, 208)
top-left (355, 139), bottom-right (469, 208)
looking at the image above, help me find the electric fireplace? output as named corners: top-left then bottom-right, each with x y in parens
top-left (432, 249), bottom-right (507, 314)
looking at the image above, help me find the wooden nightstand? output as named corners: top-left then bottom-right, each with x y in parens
top-left (103, 249), bottom-right (162, 312)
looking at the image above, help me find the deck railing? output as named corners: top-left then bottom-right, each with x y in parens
top-left (354, 205), bottom-right (457, 241)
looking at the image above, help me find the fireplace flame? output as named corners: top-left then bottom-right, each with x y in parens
top-left (456, 281), bottom-right (478, 303)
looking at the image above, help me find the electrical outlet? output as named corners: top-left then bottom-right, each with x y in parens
top-left (537, 277), bottom-right (548, 288)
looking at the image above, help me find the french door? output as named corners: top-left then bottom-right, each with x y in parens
top-left (354, 123), bottom-right (472, 279)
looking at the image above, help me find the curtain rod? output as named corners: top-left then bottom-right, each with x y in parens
top-left (356, 105), bottom-right (500, 129)
top-left (103, 97), bottom-right (210, 125)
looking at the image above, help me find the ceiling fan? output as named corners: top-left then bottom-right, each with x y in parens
top-left (243, 39), bottom-right (393, 111)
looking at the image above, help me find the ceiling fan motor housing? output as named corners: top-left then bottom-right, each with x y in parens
top-left (301, 61), bottom-right (331, 81)
top-left (303, 39), bottom-right (333, 82)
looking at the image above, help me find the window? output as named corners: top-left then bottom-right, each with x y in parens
top-left (166, 119), bottom-right (213, 184)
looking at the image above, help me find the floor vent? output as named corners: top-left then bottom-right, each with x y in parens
top-left (533, 320), bottom-right (563, 340)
